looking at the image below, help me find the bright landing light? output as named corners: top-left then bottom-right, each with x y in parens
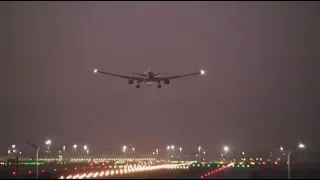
top-left (93, 69), bottom-right (98, 73)
top-left (200, 70), bottom-right (206, 75)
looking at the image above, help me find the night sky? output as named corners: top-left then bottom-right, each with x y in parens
top-left (1, 2), bottom-right (319, 156)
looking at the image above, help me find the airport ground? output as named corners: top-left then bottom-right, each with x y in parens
top-left (1, 162), bottom-right (320, 179)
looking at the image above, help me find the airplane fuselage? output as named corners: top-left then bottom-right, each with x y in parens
top-left (140, 73), bottom-right (160, 84)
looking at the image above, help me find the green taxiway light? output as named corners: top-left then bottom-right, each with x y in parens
top-left (247, 165), bottom-right (250, 167)
top-left (242, 165), bottom-right (245, 168)
top-left (237, 165), bottom-right (240, 167)
top-left (217, 165), bottom-right (220, 167)
top-left (115, 160), bottom-right (125, 165)
top-left (24, 162), bottom-right (44, 165)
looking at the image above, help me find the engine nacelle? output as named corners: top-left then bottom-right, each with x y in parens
top-left (163, 79), bottom-right (170, 84)
top-left (128, 78), bottom-right (134, 84)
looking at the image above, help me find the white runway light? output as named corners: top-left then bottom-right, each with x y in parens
top-left (60, 163), bottom-right (186, 179)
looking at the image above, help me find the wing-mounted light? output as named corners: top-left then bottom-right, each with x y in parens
top-left (93, 69), bottom-right (98, 74)
top-left (200, 70), bottom-right (206, 75)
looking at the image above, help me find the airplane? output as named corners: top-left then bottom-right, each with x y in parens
top-left (93, 68), bottom-right (206, 88)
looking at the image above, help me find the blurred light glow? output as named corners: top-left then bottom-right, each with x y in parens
top-left (298, 143), bottom-right (305, 149)
top-left (224, 146), bottom-right (229, 152)
top-left (45, 140), bottom-right (52, 145)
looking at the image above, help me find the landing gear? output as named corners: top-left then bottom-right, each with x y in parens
top-left (136, 82), bottom-right (141, 88)
top-left (157, 83), bottom-right (161, 88)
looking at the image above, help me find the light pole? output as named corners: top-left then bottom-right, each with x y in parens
top-left (156, 149), bottom-right (159, 157)
top-left (11, 144), bottom-right (17, 154)
top-left (166, 146), bottom-right (170, 161)
top-left (223, 146), bottom-right (229, 162)
top-left (179, 147), bottom-right (182, 160)
top-left (73, 144), bottom-right (77, 151)
top-left (26, 142), bottom-right (40, 179)
top-left (241, 152), bottom-right (245, 161)
top-left (198, 146), bottom-right (201, 161)
top-left (123, 145), bottom-right (127, 153)
top-left (83, 145), bottom-right (88, 156)
top-left (36, 147), bottom-right (40, 178)
top-left (280, 143), bottom-right (305, 179)
top-left (45, 140), bottom-right (51, 153)
top-left (170, 145), bottom-right (175, 159)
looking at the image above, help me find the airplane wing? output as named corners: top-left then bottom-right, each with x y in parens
top-left (129, 73), bottom-right (147, 77)
top-left (94, 69), bottom-right (144, 81)
top-left (157, 70), bottom-right (205, 80)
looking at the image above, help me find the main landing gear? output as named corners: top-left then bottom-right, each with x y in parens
top-left (157, 83), bottom-right (161, 88)
top-left (136, 82), bottom-right (141, 88)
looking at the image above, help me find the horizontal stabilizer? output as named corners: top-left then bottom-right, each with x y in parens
top-left (154, 73), bottom-right (168, 77)
top-left (129, 73), bottom-right (147, 77)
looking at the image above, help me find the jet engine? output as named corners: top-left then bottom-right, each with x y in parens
top-left (128, 78), bottom-right (134, 84)
top-left (163, 79), bottom-right (170, 84)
